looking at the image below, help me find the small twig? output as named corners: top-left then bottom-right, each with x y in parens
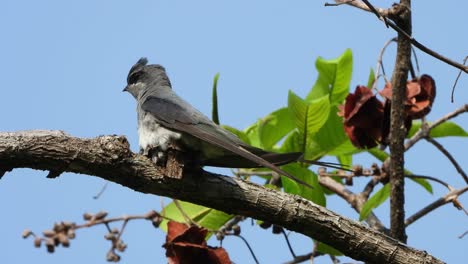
top-left (319, 175), bottom-right (388, 232)
top-left (452, 56), bottom-right (468, 102)
top-left (280, 229), bottom-right (297, 258)
top-left (459, 230), bottom-right (468, 239)
top-left (405, 104), bottom-right (468, 151)
top-left (361, 175), bottom-right (384, 199)
top-left (425, 138), bottom-right (468, 184)
top-left (361, 0), bottom-right (389, 27)
top-left (324, 0), bottom-right (355, 7)
top-left (234, 170), bottom-right (275, 177)
top-left (328, 0), bottom-right (468, 73)
top-left (405, 174), bottom-right (451, 189)
top-left (411, 45), bottom-right (420, 76)
top-left (173, 200), bottom-right (197, 226)
top-left (283, 252), bottom-right (316, 264)
top-left (405, 186), bottom-right (468, 226)
top-left (232, 234), bottom-right (259, 264)
top-left (374, 37), bottom-right (397, 90)
top-left (217, 215), bottom-right (245, 241)
top-left (328, 0), bottom-right (391, 16)
top-left (329, 255), bottom-right (340, 264)
top-left (93, 182), bottom-right (109, 199)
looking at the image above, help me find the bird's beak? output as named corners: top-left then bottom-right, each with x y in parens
top-left (122, 86), bottom-right (128, 92)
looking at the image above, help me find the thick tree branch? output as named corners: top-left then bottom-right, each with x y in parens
top-left (388, 0), bottom-right (411, 242)
top-left (0, 130), bottom-right (444, 263)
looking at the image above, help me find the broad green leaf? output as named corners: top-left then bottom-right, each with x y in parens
top-left (212, 73), bottom-right (220, 124)
top-left (408, 176), bottom-right (433, 194)
top-left (367, 148), bottom-right (389, 162)
top-left (328, 139), bottom-right (361, 156)
top-left (316, 241), bottom-right (343, 256)
top-left (258, 107), bottom-right (296, 151)
top-left (244, 122), bottom-right (261, 147)
top-left (306, 49), bottom-right (353, 105)
top-left (279, 130), bottom-right (302, 153)
top-left (359, 184), bottom-right (390, 221)
top-left (160, 201), bottom-right (232, 234)
top-left (222, 125), bottom-right (251, 145)
top-left (281, 163), bottom-right (326, 206)
top-left (288, 91), bottom-right (330, 153)
top-left (337, 154), bottom-right (352, 167)
top-left (306, 106), bottom-right (348, 159)
top-left (367, 67), bottom-right (375, 88)
top-left (408, 121), bottom-right (468, 138)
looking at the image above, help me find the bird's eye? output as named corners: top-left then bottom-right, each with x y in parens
top-left (128, 72), bottom-right (143, 85)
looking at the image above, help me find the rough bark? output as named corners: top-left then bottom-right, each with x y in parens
top-left (0, 130), bottom-right (444, 264)
top-left (389, 0), bottom-right (411, 243)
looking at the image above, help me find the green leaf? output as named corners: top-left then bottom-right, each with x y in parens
top-left (337, 154), bottom-right (352, 167)
top-left (408, 121), bottom-right (468, 138)
top-left (258, 107), bottom-right (296, 151)
top-left (367, 67), bottom-right (375, 88)
top-left (288, 91), bottom-right (330, 153)
top-left (211, 73), bottom-right (220, 124)
top-left (222, 125), bottom-right (251, 145)
top-left (306, 106), bottom-right (348, 159)
top-left (244, 122), bottom-right (261, 147)
top-left (408, 176), bottom-right (433, 194)
top-left (279, 130), bottom-right (302, 153)
top-left (306, 49), bottom-right (353, 105)
top-left (359, 184), bottom-right (390, 221)
top-left (367, 148), bottom-right (389, 162)
top-left (328, 139), bottom-right (361, 156)
top-left (316, 241), bottom-right (343, 256)
top-left (160, 201), bottom-right (232, 235)
top-left (281, 163), bottom-right (326, 206)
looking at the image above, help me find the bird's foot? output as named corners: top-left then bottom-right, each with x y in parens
top-left (141, 146), bottom-right (167, 166)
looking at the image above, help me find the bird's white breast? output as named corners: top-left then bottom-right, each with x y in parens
top-left (138, 112), bottom-right (181, 151)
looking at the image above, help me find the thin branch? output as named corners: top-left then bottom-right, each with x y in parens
top-left (425, 138), bottom-right (468, 184)
top-left (173, 199), bottom-right (196, 226)
top-left (405, 186), bottom-right (468, 227)
top-left (405, 104), bottom-right (468, 151)
top-left (324, 0), bottom-right (355, 7)
top-left (328, 1), bottom-right (468, 73)
top-left (452, 56), bottom-right (468, 102)
top-left (328, 0), bottom-right (391, 16)
top-left (374, 37), bottom-right (397, 90)
top-left (459, 230), bottom-right (468, 239)
top-left (232, 234), bottom-right (259, 264)
top-left (280, 228), bottom-right (296, 258)
top-left (283, 252), bottom-right (318, 264)
top-left (93, 182), bottom-right (109, 199)
top-left (405, 174), bottom-right (451, 189)
top-left (319, 175), bottom-right (388, 233)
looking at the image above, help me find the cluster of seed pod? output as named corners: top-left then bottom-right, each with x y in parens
top-left (22, 221), bottom-right (76, 253)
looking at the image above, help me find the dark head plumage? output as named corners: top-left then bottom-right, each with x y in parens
top-left (123, 58), bottom-right (172, 98)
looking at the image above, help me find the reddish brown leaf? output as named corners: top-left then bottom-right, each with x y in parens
top-left (340, 86), bottom-right (384, 148)
top-left (378, 75), bottom-right (436, 119)
top-left (164, 221), bottom-right (231, 264)
top-left (408, 74), bottom-right (436, 119)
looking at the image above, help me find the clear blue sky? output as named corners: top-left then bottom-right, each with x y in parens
top-left (1, 1), bottom-right (467, 263)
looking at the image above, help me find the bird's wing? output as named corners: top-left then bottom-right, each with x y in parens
top-left (141, 96), bottom-right (312, 188)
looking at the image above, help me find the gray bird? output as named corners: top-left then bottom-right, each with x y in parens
top-left (124, 58), bottom-right (318, 187)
